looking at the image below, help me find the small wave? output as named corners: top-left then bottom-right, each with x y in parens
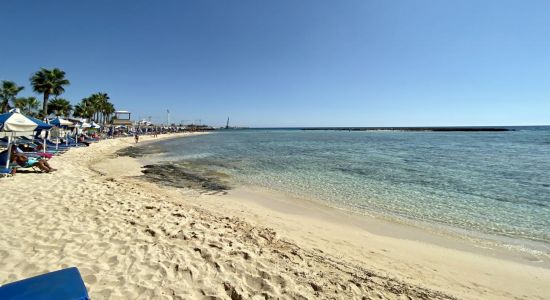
top-left (176, 153), bottom-right (213, 160)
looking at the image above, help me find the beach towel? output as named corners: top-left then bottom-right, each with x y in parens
top-left (21, 157), bottom-right (39, 168)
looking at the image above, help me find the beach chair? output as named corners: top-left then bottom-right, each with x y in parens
top-left (67, 137), bottom-right (89, 147)
top-left (22, 141), bottom-right (64, 156)
top-left (0, 167), bottom-right (13, 177)
top-left (0, 150), bottom-right (43, 173)
top-left (0, 138), bottom-right (10, 148)
top-left (0, 267), bottom-right (90, 300)
top-left (44, 140), bottom-right (71, 151)
top-left (0, 151), bottom-right (11, 176)
top-left (15, 156), bottom-right (43, 172)
top-left (11, 145), bottom-right (53, 160)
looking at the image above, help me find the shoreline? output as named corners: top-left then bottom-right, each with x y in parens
top-left (0, 133), bottom-right (548, 299)
top-left (225, 185), bottom-right (550, 267)
top-left (121, 133), bottom-right (550, 266)
top-left (194, 186), bottom-right (550, 299)
top-left (120, 134), bottom-right (550, 299)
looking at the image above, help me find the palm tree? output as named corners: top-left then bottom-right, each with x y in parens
top-left (102, 102), bottom-right (115, 124)
top-left (30, 68), bottom-right (70, 116)
top-left (95, 92), bottom-right (110, 124)
top-left (48, 98), bottom-right (73, 116)
top-left (14, 96), bottom-right (41, 116)
top-left (73, 93), bottom-right (115, 124)
top-left (88, 92), bottom-right (110, 123)
top-left (87, 94), bottom-right (100, 122)
top-left (73, 97), bottom-right (94, 119)
top-left (0, 80), bottom-right (25, 113)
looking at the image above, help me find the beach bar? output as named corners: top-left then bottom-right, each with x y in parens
top-left (111, 110), bottom-right (132, 126)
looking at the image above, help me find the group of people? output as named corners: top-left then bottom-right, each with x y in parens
top-left (0, 131), bottom-right (107, 176)
top-left (1, 126), bottom-right (200, 176)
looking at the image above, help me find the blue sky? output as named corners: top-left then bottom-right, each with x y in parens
top-left (1, 0), bottom-right (549, 127)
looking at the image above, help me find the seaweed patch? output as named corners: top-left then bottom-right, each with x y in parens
top-left (141, 163), bottom-right (231, 194)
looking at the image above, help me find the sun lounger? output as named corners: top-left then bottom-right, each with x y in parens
top-left (0, 267), bottom-right (90, 300)
top-left (0, 167), bottom-right (12, 177)
top-left (48, 139), bottom-right (83, 148)
top-left (67, 138), bottom-right (89, 147)
top-left (43, 140), bottom-right (71, 151)
top-left (13, 147), bottom-right (53, 159)
top-left (0, 150), bottom-right (42, 173)
top-left (22, 152), bottom-right (53, 159)
top-left (0, 150), bottom-right (10, 169)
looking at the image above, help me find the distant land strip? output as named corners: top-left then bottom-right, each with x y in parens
top-left (301, 127), bottom-right (512, 132)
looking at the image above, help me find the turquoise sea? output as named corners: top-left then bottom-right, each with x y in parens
top-left (151, 127), bottom-right (550, 257)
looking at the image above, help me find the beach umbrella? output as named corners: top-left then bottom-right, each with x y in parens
top-left (0, 109), bottom-right (39, 169)
top-left (50, 117), bottom-right (73, 127)
top-left (49, 128), bottom-right (62, 150)
top-left (28, 117), bottom-right (53, 130)
top-left (0, 109), bottom-right (38, 133)
top-left (51, 117), bottom-right (73, 147)
top-left (28, 117), bottom-right (53, 153)
top-left (90, 121), bottom-right (101, 129)
top-left (81, 122), bottom-right (92, 128)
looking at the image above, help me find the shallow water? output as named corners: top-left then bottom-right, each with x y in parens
top-left (152, 128), bottom-right (550, 254)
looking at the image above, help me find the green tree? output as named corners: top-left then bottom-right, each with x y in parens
top-left (93, 92), bottom-right (110, 124)
top-left (73, 97), bottom-right (94, 119)
top-left (30, 68), bottom-right (70, 116)
top-left (0, 80), bottom-right (25, 113)
top-left (48, 98), bottom-right (73, 116)
top-left (73, 93), bottom-right (116, 124)
top-left (102, 101), bottom-right (115, 124)
top-left (14, 96), bottom-right (41, 116)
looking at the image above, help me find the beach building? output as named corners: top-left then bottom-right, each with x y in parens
top-left (111, 110), bottom-right (132, 126)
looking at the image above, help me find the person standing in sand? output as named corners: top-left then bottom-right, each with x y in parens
top-left (134, 132), bottom-right (139, 143)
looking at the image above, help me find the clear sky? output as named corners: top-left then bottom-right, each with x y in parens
top-left (1, 0), bottom-right (549, 127)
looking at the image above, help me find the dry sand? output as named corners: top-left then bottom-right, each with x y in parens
top-left (1, 133), bottom-right (549, 299)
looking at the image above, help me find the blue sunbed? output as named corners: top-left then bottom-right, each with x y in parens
top-left (0, 267), bottom-right (89, 300)
top-left (0, 167), bottom-right (12, 176)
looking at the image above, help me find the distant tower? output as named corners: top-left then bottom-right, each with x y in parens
top-left (226, 117), bottom-right (230, 129)
top-left (166, 109), bottom-right (170, 125)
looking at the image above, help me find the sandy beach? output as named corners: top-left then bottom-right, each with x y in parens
top-left (1, 133), bottom-right (549, 300)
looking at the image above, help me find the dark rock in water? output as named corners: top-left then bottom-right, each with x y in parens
top-left (141, 163), bottom-right (230, 193)
top-left (116, 144), bottom-right (165, 158)
top-left (116, 144), bottom-right (230, 193)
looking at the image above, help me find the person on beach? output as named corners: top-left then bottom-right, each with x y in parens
top-left (78, 135), bottom-right (91, 146)
top-left (4, 148), bottom-right (57, 173)
top-left (134, 132), bottom-right (139, 143)
top-left (16, 144), bottom-right (53, 159)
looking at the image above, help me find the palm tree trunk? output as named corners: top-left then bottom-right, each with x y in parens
top-left (42, 92), bottom-right (50, 117)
